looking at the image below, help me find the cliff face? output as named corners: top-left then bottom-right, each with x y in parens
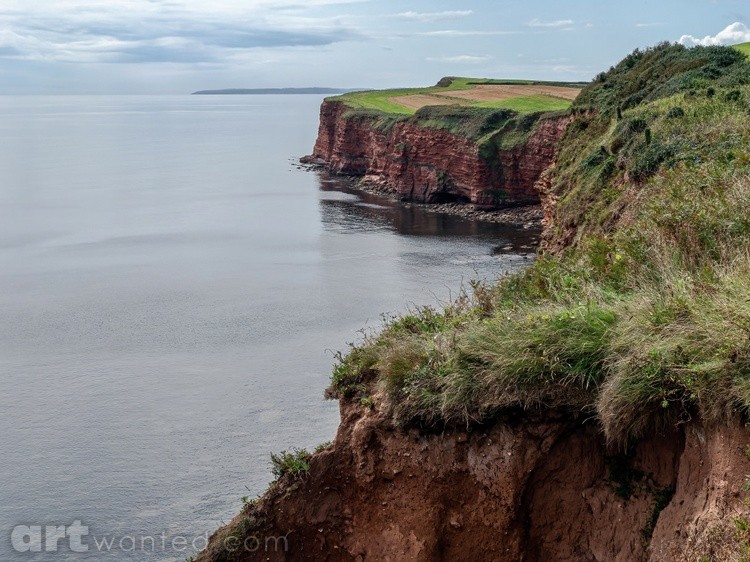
top-left (199, 396), bottom-right (750, 561)
top-left (304, 101), bottom-right (572, 208)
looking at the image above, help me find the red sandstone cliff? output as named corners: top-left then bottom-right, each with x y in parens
top-left (303, 101), bottom-right (573, 208)
top-left (198, 393), bottom-right (750, 561)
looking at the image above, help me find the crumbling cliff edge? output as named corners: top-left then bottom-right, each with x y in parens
top-left (198, 395), bottom-right (750, 561)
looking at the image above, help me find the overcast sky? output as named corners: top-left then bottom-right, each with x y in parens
top-left (0, 0), bottom-right (748, 94)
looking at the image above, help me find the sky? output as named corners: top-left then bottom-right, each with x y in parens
top-left (0, 0), bottom-right (748, 94)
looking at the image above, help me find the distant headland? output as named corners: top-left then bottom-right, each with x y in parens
top-left (191, 87), bottom-right (355, 95)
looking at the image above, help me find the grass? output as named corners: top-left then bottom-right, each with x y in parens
top-left (338, 88), bottom-right (423, 114)
top-left (734, 42), bottom-right (750, 57)
top-left (475, 94), bottom-right (573, 113)
top-left (410, 105), bottom-right (538, 142)
top-left (331, 76), bottom-right (580, 115)
top-left (327, 43), bottom-right (750, 444)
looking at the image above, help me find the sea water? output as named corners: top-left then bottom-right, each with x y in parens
top-left (0, 95), bottom-right (538, 560)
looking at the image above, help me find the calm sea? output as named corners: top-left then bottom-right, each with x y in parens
top-left (0, 95), bottom-right (538, 560)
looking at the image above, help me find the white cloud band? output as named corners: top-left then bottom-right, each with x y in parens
top-left (679, 22), bottom-right (750, 47)
top-left (396, 11), bottom-right (472, 23)
top-left (527, 18), bottom-right (574, 28)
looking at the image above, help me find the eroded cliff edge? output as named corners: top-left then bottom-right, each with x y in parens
top-left (199, 45), bottom-right (750, 562)
top-left (199, 394), bottom-right (750, 561)
top-left (302, 100), bottom-right (572, 208)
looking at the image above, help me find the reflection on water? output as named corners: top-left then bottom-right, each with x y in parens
top-left (317, 172), bottom-right (541, 250)
top-left (314, 171), bottom-right (542, 300)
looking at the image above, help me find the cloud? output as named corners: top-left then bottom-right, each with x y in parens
top-left (0, 1), bottom-right (365, 64)
top-left (395, 10), bottom-right (472, 23)
top-left (419, 30), bottom-right (518, 37)
top-left (427, 55), bottom-right (491, 64)
top-left (679, 22), bottom-right (750, 47)
top-left (551, 64), bottom-right (578, 73)
top-left (527, 18), bottom-right (574, 28)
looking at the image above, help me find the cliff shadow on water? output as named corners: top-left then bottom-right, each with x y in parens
top-left (316, 172), bottom-right (541, 251)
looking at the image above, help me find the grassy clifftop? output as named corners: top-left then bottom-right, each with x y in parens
top-left (329, 76), bottom-right (582, 115)
top-left (328, 43), bottom-right (750, 444)
top-left (325, 78), bottom-right (582, 159)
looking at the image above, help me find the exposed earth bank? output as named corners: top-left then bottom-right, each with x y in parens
top-left (198, 396), bottom-right (750, 561)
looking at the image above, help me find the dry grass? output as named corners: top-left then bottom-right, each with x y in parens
top-left (386, 85), bottom-right (582, 112)
top-left (433, 84), bottom-right (582, 102)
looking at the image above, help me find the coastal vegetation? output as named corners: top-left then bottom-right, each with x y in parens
top-left (327, 42), bottom-right (750, 444)
top-left (269, 448), bottom-right (312, 481)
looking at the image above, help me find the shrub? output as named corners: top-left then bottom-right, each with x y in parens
top-left (666, 106), bottom-right (685, 118)
top-left (725, 89), bottom-right (743, 102)
top-left (629, 140), bottom-right (676, 182)
top-left (628, 118), bottom-right (648, 134)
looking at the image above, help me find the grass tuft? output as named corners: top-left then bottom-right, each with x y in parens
top-left (269, 449), bottom-right (311, 481)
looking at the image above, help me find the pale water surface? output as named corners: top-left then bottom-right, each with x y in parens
top-left (0, 95), bottom-right (538, 560)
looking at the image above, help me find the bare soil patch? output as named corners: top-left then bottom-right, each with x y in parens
top-left (433, 84), bottom-right (581, 102)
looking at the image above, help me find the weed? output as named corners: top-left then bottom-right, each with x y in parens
top-left (270, 449), bottom-right (311, 481)
top-left (314, 441), bottom-right (332, 453)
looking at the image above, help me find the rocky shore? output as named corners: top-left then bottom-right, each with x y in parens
top-left (297, 160), bottom-right (544, 230)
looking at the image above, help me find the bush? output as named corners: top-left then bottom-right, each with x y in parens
top-left (666, 106), bottom-right (685, 118)
top-left (413, 105), bottom-right (518, 140)
top-left (725, 89), bottom-right (743, 102)
top-left (628, 118), bottom-right (648, 134)
top-left (629, 140), bottom-right (676, 182)
top-left (574, 43), bottom-right (750, 114)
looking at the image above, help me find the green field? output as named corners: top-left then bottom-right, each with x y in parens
top-left (474, 94), bottom-right (573, 113)
top-left (335, 87), bottom-right (431, 114)
top-left (331, 77), bottom-right (583, 115)
top-left (734, 42), bottom-right (750, 56)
